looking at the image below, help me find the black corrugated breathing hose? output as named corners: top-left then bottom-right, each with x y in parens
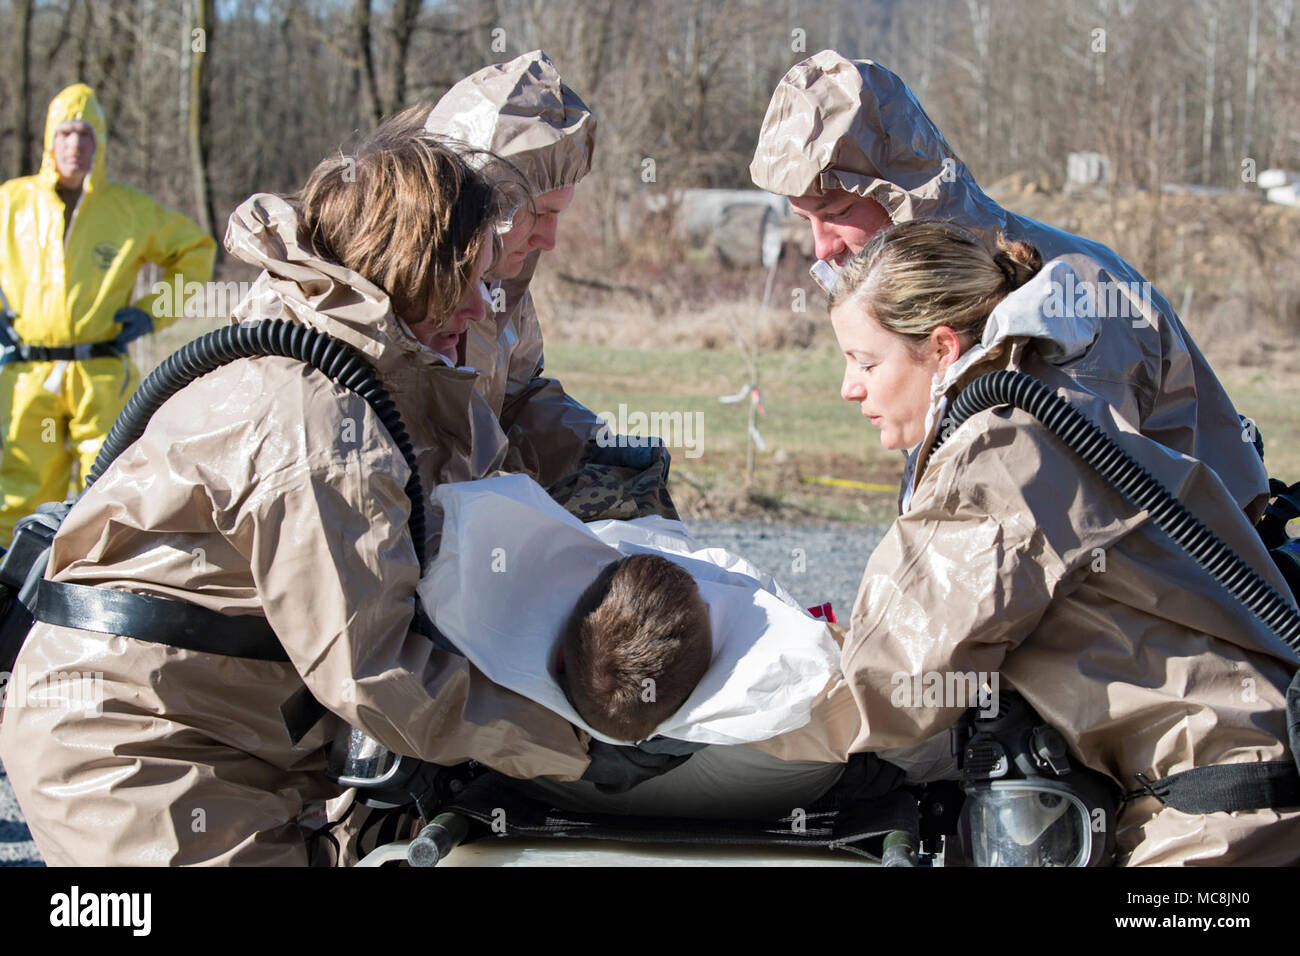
top-left (932, 370), bottom-right (1300, 654)
top-left (86, 319), bottom-right (426, 566)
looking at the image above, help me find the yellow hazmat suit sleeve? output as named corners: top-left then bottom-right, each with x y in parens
top-left (130, 203), bottom-right (219, 331)
top-left (0, 84), bottom-right (214, 543)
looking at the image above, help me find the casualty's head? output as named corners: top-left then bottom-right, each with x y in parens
top-left (750, 52), bottom-right (965, 278)
top-left (293, 105), bottom-right (505, 365)
top-left (828, 219), bottom-right (1042, 451)
top-left (43, 84), bottom-right (106, 192)
top-left (425, 50), bottom-right (596, 281)
top-left (561, 553), bottom-right (712, 743)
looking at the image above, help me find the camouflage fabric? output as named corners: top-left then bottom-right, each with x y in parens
top-left (547, 451), bottom-right (678, 522)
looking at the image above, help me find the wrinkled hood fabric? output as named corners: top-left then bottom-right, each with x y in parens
top-left (226, 193), bottom-right (510, 502)
top-left (426, 50), bottom-right (596, 198)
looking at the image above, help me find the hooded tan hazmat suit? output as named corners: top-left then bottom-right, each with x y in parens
top-left (426, 51), bottom-right (607, 487)
top-left (750, 53), bottom-right (1299, 865)
top-left (0, 192), bottom-right (590, 866)
top-left (750, 51), bottom-right (1269, 521)
top-left (843, 258), bottom-right (1300, 865)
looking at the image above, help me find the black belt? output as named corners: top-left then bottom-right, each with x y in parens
top-left (33, 578), bottom-right (330, 743)
top-left (10, 342), bottom-right (123, 362)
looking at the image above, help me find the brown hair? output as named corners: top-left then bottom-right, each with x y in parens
top-left (828, 219), bottom-right (1042, 349)
top-left (562, 554), bottom-right (712, 742)
top-left (293, 104), bottom-right (503, 328)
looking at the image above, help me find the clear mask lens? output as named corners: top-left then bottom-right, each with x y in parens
top-left (967, 782), bottom-right (1091, 867)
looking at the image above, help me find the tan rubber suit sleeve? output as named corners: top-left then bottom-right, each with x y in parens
top-left (243, 382), bottom-right (591, 782)
top-left (499, 289), bottom-right (605, 486)
top-left (842, 408), bottom-right (1132, 752)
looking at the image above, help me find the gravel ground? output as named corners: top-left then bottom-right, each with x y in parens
top-left (0, 519), bottom-right (888, 868)
top-left (686, 520), bottom-right (887, 617)
top-left (0, 759), bottom-right (41, 866)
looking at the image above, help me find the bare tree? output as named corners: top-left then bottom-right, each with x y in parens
top-left (387, 0), bottom-right (423, 110)
top-left (14, 0), bottom-right (35, 178)
top-left (355, 0), bottom-right (384, 125)
top-left (187, 0), bottom-right (217, 246)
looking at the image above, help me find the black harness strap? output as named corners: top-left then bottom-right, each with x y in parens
top-left (34, 578), bottom-right (332, 744)
top-left (7, 342), bottom-right (122, 363)
top-left (34, 579), bottom-right (287, 660)
top-left (1132, 760), bottom-right (1300, 814)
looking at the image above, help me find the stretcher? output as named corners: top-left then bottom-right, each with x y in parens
top-left (343, 756), bottom-right (960, 868)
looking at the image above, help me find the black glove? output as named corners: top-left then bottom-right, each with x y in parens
top-left (580, 737), bottom-right (704, 794)
top-left (585, 435), bottom-right (667, 472)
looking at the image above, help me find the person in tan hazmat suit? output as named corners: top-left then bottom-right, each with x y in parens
top-left (423, 50), bottom-right (610, 488)
top-left (0, 111), bottom-right (597, 866)
top-left (751, 51), bottom-right (1268, 522)
top-left (749, 53), bottom-right (1300, 865)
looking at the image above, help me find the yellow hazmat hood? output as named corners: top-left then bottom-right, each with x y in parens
top-left (39, 83), bottom-right (107, 193)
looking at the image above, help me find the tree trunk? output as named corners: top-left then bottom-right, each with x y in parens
top-left (188, 0), bottom-right (219, 249)
top-left (388, 0), bottom-right (423, 111)
top-left (1243, 0), bottom-right (1259, 164)
top-left (1200, 1), bottom-right (1218, 185)
top-left (354, 0), bottom-right (383, 125)
top-left (15, 0), bottom-right (36, 178)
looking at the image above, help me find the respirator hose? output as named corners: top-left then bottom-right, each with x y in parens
top-left (85, 319), bottom-right (427, 566)
top-left (932, 370), bottom-right (1300, 653)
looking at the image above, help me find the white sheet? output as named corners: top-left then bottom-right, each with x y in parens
top-left (418, 474), bottom-right (839, 746)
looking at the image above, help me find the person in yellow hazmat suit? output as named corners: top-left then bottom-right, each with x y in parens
top-left (0, 83), bottom-right (216, 545)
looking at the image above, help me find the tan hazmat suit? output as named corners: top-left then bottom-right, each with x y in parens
top-left (426, 50), bottom-right (606, 487)
top-left (750, 51), bottom-right (1269, 520)
top-left (750, 53), bottom-right (1299, 865)
top-left (0, 193), bottom-right (590, 866)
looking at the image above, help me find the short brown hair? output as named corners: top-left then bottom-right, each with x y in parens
top-left (293, 104), bottom-right (503, 328)
top-left (562, 554), bottom-right (712, 742)
top-left (829, 219), bottom-right (1042, 350)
